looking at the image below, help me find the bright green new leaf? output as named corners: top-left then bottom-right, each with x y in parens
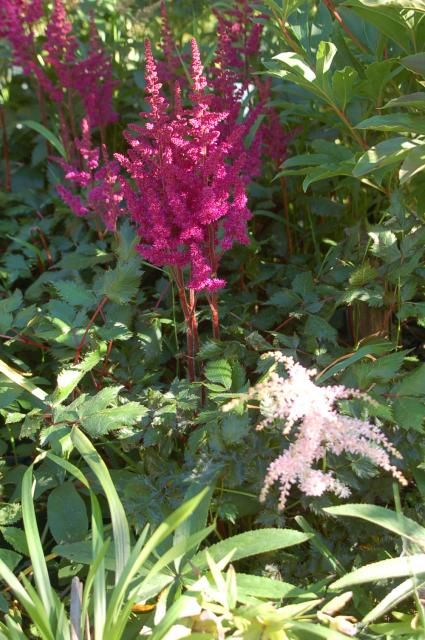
top-left (191, 529), bottom-right (311, 570)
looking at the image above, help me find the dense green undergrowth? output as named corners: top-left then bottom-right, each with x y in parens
top-left (0, 0), bottom-right (425, 637)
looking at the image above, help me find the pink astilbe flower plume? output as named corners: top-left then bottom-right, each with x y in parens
top-left (75, 16), bottom-right (119, 128)
top-left (252, 353), bottom-right (407, 510)
top-left (115, 38), bottom-right (252, 291)
top-left (56, 118), bottom-right (123, 230)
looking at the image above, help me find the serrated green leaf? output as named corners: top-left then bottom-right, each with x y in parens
top-left (393, 397), bottom-right (425, 431)
top-left (349, 263), bottom-right (378, 286)
top-left (369, 230), bottom-right (400, 262)
top-left (221, 412), bottom-right (249, 445)
top-left (77, 391), bottom-right (147, 438)
top-left (52, 281), bottom-right (95, 308)
top-left (305, 315), bottom-right (337, 342)
top-left (100, 259), bottom-right (142, 305)
top-left (204, 359), bottom-right (232, 390)
top-left (49, 349), bottom-right (103, 406)
top-left (394, 364), bottom-right (425, 397)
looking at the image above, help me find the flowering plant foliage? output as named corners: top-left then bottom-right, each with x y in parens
top-left (252, 353), bottom-right (407, 510)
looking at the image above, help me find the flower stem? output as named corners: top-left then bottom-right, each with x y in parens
top-left (74, 296), bottom-right (108, 363)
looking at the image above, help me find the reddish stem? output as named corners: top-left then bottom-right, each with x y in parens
top-left (207, 292), bottom-right (220, 340)
top-left (74, 296), bottom-right (108, 363)
top-left (0, 333), bottom-right (49, 351)
top-left (323, 0), bottom-right (369, 54)
top-left (172, 267), bottom-right (198, 382)
top-left (0, 106), bottom-right (11, 192)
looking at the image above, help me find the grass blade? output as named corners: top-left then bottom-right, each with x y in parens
top-left (71, 427), bottom-right (130, 581)
top-left (21, 465), bottom-right (56, 623)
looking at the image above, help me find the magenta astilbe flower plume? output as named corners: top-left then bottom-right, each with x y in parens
top-left (56, 118), bottom-right (123, 229)
top-left (157, 1), bottom-right (181, 85)
top-left (0, 0), bottom-right (59, 99)
top-left (115, 39), bottom-right (252, 291)
top-left (253, 353), bottom-right (407, 510)
top-left (44, 0), bottom-right (78, 100)
top-left (74, 16), bottom-right (119, 128)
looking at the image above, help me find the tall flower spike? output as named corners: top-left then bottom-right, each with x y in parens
top-left (115, 39), bottom-right (252, 291)
top-left (252, 353), bottom-right (407, 510)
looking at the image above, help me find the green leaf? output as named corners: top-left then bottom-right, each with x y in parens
top-left (359, 0), bottom-right (425, 7)
top-left (302, 162), bottom-right (355, 191)
top-left (52, 281), bottom-right (95, 308)
top-left (76, 387), bottom-right (147, 437)
top-left (332, 66), bottom-right (358, 110)
top-left (305, 315), bottom-right (337, 342)
top-left (47, 483), bottom-right (88, 544)
top-left (21, 464), bottom-right (56, 622)
top-left (356, 114), bottom-right (425, 135)
top-left (49, 349), bottom-right (103, 406)
top-left (0, 527), bottom-right (29, 556)
top-left (236, 574), bottom-right (311, 600)
top-left (273, 52), bottom-right (316, 83)
top-left (383, 92), bottom-right (425, 109)
top-left (401, 52), bottom-right (425, 77)
top-left (399, 144), bottom-right (425, 183)
top-left (21, 120), bottom-right (66, 158)
top-left (316, 41), bottom-right (337, 77)
top-left (342, 2), bottom-right (411, 51)
top-left (99, 259), bottom-right (142, 305)
top-left (353, 138), bottom-right (419, 177)
top-left (394, 364), bottom-right (425, 396)
top-left (348, 263), bottom-right (379, 286)
top-left (324, 504), bottom-right (425, 546)
top-left (191, 529), bottom-right (311, 570)
top-left (221, 412), bottom-right (249, 445)
top-left (316, 341), bottom-right (394, 383)
top-left (369, 230), bottom-right (400, 262)
top-left (362, 576), bottom-right (425, 625)
top-left (204, 359), bottom-right (232, 390)
top-left (330, 554), bottom-right (425, 589)
top-left (71, 428), bottom-right (131, 580)
top-left (393, 397), bottom-right (425, 431)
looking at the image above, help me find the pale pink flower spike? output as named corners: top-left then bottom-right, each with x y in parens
top-left (254, 353), bottom-right (407, 510)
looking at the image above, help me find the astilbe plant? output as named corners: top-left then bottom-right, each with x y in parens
top-left (115, 39), bottom-right (253, 379)
top-left (1, 0), bottom-right (117, 159)
top-left (250, 352), bottom-right (407, 510)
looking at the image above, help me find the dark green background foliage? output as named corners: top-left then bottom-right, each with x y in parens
top-left (0, 0), bottom-right (425, 637)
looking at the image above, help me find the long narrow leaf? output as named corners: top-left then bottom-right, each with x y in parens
top-left (362, 577), bottom-right (425, 625)
top-left (21, 120), bottom-right (66, 157)
top-left (330, 554), bottom-right (425, 589)
top-left (90, 497), bottom-right (107, 640)
top-left (324, 504), bottom-right (425, 548)
top-left (21, 466), bottom-right (56, 623)
top-left (71, 428), bottom-right (130, 581)
top-left (105, 488), bottom-right (209, 640)
top-left (0, 559), bottom-right (54, 640)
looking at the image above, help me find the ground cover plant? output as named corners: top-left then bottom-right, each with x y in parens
top-left (0, 0), bottom-right (425, 637)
